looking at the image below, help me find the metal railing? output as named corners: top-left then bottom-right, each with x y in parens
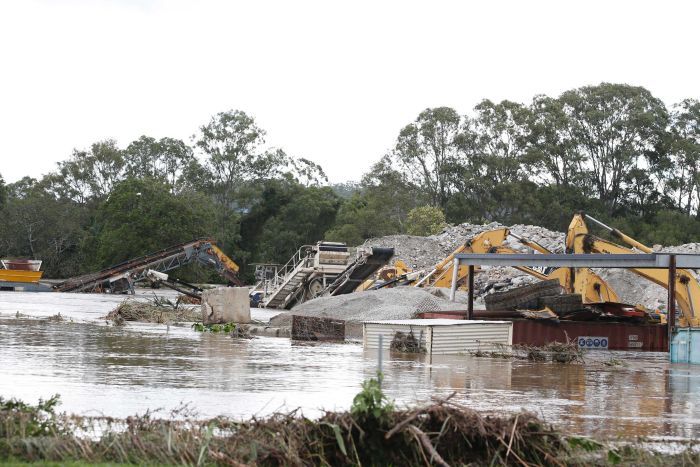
top-left (255, 245), bottom-right (315, 299)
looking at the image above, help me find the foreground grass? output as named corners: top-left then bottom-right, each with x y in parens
top-left (1, 379), bottom-right (697, 466)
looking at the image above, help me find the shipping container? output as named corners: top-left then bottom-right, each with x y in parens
top-left (417, 311), bottom-right (668, 351)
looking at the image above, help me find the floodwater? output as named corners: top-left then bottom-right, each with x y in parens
top-left (1, 291), bottom-right (700, 440)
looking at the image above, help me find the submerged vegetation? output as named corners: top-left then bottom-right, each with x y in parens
top-left (0, 379), bottom-right (697, 466)
top-left (472, 340), bottom-right (586, 364)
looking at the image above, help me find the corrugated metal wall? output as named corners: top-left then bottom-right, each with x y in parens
top-left (363, 323), bottom-right (432, 351)
top-left (363, 322), bottom-right (512, 355)
top-left (417, 312), bottom-right (668, 351)
top-left (431, 323), bottom-right (512, 354)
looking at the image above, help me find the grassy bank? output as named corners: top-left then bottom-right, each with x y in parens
top-left (0, 377), bottom-right (696, 466)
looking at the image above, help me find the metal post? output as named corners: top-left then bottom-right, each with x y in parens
top-left (668, 254), bottom-right (676, 352)
top-left (467, 265), bottom-right (474, 320)
top-left (378, 334), bottom-right (383, 375)
top-left (449, 258), bottom-right (460, 301)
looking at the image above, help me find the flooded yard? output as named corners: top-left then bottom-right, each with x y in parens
top-left (2, 294), bottom-right (700, 441)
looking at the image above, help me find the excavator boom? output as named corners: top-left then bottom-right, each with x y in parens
top-left (568, 213), bottom-right (700, 327)
top-left (415, 227), bottom-right (619, 303)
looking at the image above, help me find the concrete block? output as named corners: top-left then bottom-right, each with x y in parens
top-left (201, 287), bottom-right (250, 324)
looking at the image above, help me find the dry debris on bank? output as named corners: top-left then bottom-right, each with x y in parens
top-left (0, 391), bottom-right (564, 466)
top-left (106, 300), bottom-right (200, 324)
top-left (1, 389), bottom-right (694, 466)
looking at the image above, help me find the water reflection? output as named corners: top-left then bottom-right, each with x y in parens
top-left (1, 319), bottom-right (699, 439)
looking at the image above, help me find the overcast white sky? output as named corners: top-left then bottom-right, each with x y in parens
top-left (0, 0), bottom-right (698, 184)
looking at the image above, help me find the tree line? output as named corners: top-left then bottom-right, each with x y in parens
top-left (1, 82), bottom-right (699, 282)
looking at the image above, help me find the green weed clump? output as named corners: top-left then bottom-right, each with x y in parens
top-left (0, 395), bottom-right (62, 439)
top-left (191, 322), bottom-right (235, 333)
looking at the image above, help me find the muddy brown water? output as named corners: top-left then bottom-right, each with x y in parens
top-left (1, 318), bottom-right (700, 440)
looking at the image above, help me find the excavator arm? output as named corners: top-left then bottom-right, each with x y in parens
top-left (568, 212), bottom-right (700, 327)
top-left (572, 232), bottom-right (700, 327)
top-left (205, 244), bottom-right (242, 286)
top-left (414, 227), bottom-right (619, 303)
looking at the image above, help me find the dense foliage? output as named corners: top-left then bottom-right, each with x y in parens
top-left (2, 83), bottom-right (700, 282)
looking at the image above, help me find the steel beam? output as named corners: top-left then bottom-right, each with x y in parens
top-left (452, 253), bottom-right (700, 269)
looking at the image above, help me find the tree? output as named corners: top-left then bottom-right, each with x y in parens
top-left (528, 95), bottom-right (586, 188)
top-left (0, 177), bottom-right (88, 277)
top-left (94, 178), bottom-right (217, 267)
top-left (0, 173), bottom-right (6, 210)
top-left (231, 178), bottom-right (341, 280)
top-left (459, 99), bottom-right (533, 184)
top-left (667, 99), bottom-right (700, 215)
top-left (325, 157), bottom-right (424, 244)
top-left (393, 107), bottom-right (462, 209)
top-left (557, 83), bottom-right (669, 212)
top-left (48, 140), bottom-right (126, 202)
top-left (196, 110), bottom-right (271, 206)
top-left (406, 206), bottom-right (446, 236)
top-left (124, 136), bottom-right (195, 191)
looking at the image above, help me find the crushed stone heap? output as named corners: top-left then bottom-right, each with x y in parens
top-left (271, 287), bottom-right (468, 326)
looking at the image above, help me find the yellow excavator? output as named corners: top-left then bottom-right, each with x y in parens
top-left (567, 213), bottom-right (700, 327)
top-left (355, 260), bottom-right (414, 291)
top-left (412, 227), bottom-right (620, 304)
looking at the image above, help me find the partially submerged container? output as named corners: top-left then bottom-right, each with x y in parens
top-left (670, 328), bottom-right (700, 364)
top-left (363, 319), bottom-right (512, 355)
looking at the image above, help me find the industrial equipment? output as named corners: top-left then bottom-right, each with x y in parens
top-left (412, 227), bottom-right (620, 303)
top-left (54, 238), bottom-right (241, 294)
top-left (0, 259), bottom-right (50, 291)
top-left (251, 241), bottom-right (394, 309)
top-left (568, 213), bottom-right (700, 328)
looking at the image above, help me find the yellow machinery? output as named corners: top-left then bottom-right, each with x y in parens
top-left (413, 227), bottom-right (620, 303)
top-left (568, 213), bottom-right (700, 327)
top-left (0, 269), bottom-right (43, 284)
top-left (355, 260), bottom-right (414, 291)
top-left (0, 259), bottom-right (44, 285)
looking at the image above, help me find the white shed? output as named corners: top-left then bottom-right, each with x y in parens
top-left (363, 319), bottom-right (512, 355)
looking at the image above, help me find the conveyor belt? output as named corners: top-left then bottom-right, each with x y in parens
top-left (54, 238), bottom-right (240, 293)
top-left (323, 247), bottom-right (394, 296)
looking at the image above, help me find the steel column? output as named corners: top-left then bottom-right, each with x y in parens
top-left (467, 265), bottom-right (474, 320)
top-left (668, 254), bottom-right (676, 351)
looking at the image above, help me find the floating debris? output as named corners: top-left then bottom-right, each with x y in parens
top-left (389, 330), bottom-right (426, 353)
top-left (106, 300), bottom-right (200, 324)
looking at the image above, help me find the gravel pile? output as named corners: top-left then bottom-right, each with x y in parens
top-left (270, 287), bottom-right (468, 327)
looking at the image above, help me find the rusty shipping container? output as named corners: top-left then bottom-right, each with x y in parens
top-left (417, 311), bottom-right (668, 352)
